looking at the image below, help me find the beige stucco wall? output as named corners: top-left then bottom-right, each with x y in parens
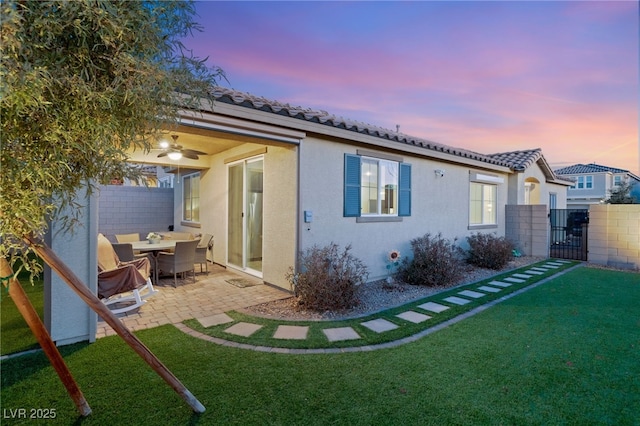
top-left (588, 204), bottom-right (640, 270)
top-left (186, 142), bottom-right (297, 289)
top-left (298, 137), bottom-right (510, 281)
top-left (507, 164), bottom-right (568, 208)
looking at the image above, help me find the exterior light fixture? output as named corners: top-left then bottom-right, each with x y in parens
top-left (434, 169), bottom-right (445, 177)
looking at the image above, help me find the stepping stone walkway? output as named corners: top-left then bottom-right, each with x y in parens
top-left (323, 327), bottom-right (361, 342)
top-left (458, 290), bottom-right (486, 299)
top-left (418, 301), bottom-right (449, 313)
top-left (361, 318), bottom-right (399, 333)
top-left (443, 296), bottom-right (472, 305)
top-left (190, 261), bottom-right (574, 347)
top-left (396, 311), bottom-right (431, 323)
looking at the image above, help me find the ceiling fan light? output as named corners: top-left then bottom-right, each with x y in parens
top-left (159, 140), bottom-right (170, 149)
top-left (167, 151), bottom-right (182, 161)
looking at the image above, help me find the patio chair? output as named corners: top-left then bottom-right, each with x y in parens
top-left (112, 242), bottom-right (151, 263)
top-left (157, 239), bottom-right (199, 287)
top-left (195, 234), bottom-right (213, 274)
top-left (97, 234), bottom-right (158, 314)
top-left (115, 233), bottom-right (141, 243)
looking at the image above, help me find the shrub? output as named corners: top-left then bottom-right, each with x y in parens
top-left (466, 232), bottom-right (515, 270)
top-left (285, 243), bottom-right (368, 311)
top-left (398, 233), bottom-right (465, 287)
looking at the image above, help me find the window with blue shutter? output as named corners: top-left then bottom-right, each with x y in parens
top-left (398, 163), bottom-right (411, 216)
top-left (344, 153), bottom-right (411, 218)
top-left (344, 154), bottom-right (361, 217)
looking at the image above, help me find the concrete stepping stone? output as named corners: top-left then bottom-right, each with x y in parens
top-left (489, 280), bottom-right (512, 287)
top-left (197, 313), bottom-right (234, 328)
top-left (477, 285), bottom-right (501, 293)
top-left (323, 327), bottom-right (361, 342)
top-left (531, 267), bottom-right (549, 272)
top-left (396, 311), bottom-right (431, 324)
top-left (418, 301), bottom-right (450, 313)
top-left (224, 322), bottom-right (263, 337)
top-left (512, 273), bottom-right (532, 279)
top-left (546, 262), bottom-right (563, 267)
top-left (542, 264), bottom-right (560, 269)
top-left (553, 260), bottom-right (571, 264)
top-left (504, 277), bottom-right (525, 283)
top-left (443, 296), bottom-right (471, 305)
top-left (524, 269), bottom-right (544, 275)
top-left (361, 318), bottom-right (399, 333)
top-left (273, 325), bottom-right (309, 340)
top-left (458, 290), bottom-right (486, 299)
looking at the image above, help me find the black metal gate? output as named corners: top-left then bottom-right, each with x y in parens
top-left (549, 209), bottom-right (589, 261)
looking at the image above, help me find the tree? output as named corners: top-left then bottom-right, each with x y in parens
top-left (605, 181), bottom-right (638, 204)
top-left (1, 0), bottom-right (224, 415)
top-left (1, 0), bottom-right (224, 273)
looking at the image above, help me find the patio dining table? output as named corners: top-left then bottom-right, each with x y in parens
top-left (131, 240), bottom-right (177, 285)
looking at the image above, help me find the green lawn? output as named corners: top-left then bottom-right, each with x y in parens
top-left (0, 273), bottom-right (43, 356)
top-left (1, 266), bottom-right (638, 425)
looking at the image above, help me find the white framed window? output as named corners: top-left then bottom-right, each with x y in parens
top-left (344, 152), bottom-right (411, 219)
top-left (469, 182), bottom-right (497, 226)
top-left (572, 176), bottom-right (593, 189)
top-left (361, 157), bottom-right (399, 216)
top-left (614, 175), bottom-right (622, 186)
top-left (183, 172), bottom-right (200, 223)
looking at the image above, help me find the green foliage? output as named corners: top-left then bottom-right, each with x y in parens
top-left (466, 232), bottom-right (515, 270)
top-left (286, 243), bottom-right (368, 311)
top-left (398, 232), bottom-right (465, 286)
top-left (606, 181), bottom-right (638, 204)
top-left (0, 0), bottom-right (225, 275)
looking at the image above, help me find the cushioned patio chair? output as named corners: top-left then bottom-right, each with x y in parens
top-left (97, 234), bottom-right (158, 314)
top-left (157, 239), bottom-right (199, 287)
top-left (195, 234), bottom-right (213, 274)
top-left (115, 233), bottom-right (141, 243)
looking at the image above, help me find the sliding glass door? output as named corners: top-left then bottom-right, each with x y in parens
top-left (227, 157), bottom-right (263, 276)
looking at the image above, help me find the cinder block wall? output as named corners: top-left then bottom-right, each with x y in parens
top-left (588, 205), bottom-right (640, 270)
top-left (97, 185), bottom-right (174, 242)
top-left (505, 204), bottom-right (549, 257)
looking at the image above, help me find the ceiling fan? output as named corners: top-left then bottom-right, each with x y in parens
top-left (157, 135), bottom-right (206, 160)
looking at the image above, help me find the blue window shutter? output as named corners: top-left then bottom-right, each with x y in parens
top-left (398, 163), bottom-right (411, 216)
top-left (344, 154), bottom-right (361, 217)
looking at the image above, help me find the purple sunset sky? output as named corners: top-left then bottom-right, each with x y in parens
top-left (188, 1), bottom-right (639, 175)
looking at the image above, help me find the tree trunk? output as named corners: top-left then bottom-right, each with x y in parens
top-left (24, 235), bottom-right (206, 413)
top-left (1, 258), bottom-right (92, 417)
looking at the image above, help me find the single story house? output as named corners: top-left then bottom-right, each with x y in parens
top-left (48, 87), bottom-right (572, 344)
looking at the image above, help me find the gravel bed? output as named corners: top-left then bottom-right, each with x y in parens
top-left (243, 256), bottom-right (547, 321)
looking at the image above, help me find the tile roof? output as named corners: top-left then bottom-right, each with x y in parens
top-left (486, 148), bottom-right (572, 184)
top-left (210, 87), bottom-right (513, 169)
top-left (555, 163), bottom-right (629, 175)
top-left (486, 148), bottom-right (543, 171)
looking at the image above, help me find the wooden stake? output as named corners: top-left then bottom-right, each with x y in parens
top-left (25, 235), bottom-right (206, 413)
top-left (1, 258), bottom-right (92, 417)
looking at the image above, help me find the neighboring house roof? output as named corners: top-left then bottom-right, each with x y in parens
top-left (487, 148), bottom-right (573, 186)
top-left (210, 87), bottom-right (516, 170)
top-left (555, 163), bottom-right (640, 182)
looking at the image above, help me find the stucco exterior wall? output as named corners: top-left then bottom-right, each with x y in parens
top-left (197, 142), bottom-right (297, 289)
top-left (46, 192), bottom-right (97, 345)
top-left (507, 164), bottom-right (568, 208)
top-left (298, 137), bottom-right (510, 281)
top-left (588, 204), bottom-right (640, 270)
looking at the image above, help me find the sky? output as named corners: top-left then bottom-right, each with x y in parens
top-left (188, 1), bottom-right (639, 175)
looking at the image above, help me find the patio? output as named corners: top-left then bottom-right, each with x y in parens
top-left (96, 263), bottom-right (291, 338)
